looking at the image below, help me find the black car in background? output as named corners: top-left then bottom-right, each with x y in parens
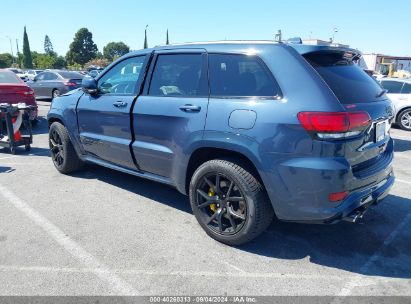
top-left (27, 70), bottom-right (84, 99)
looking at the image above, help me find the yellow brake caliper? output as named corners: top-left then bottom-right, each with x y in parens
top-left (208, 188), bottom-right (218, 212)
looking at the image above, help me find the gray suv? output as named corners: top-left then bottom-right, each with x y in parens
top-left (47, 41), bottom-right (395, 245)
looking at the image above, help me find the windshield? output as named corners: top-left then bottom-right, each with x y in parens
top-left (304, 52), bottom-right (385, 103)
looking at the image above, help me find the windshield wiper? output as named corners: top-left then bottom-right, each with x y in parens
top-left (376, 89), bottom-right (387, 98)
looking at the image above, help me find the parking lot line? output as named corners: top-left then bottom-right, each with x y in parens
top-left (335, 212), bottom-right (411, 298)
top-left (0, 151), bottom-right (50, 160)
top-left (0, 183), bottom-right (137, 295)
top-left (396, 179), bottom-right (411, 185)
top-left (0, 264), bottom-right (350, 280)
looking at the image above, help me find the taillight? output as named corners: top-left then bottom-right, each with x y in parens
top-left (64, 82), bottom-right (77, 86)
top-left (328, 191), bottom-right (348, 202)
top-left (297, 111), bottom-right (371, 139)
top-left (16, 89), bottom-right (34, 96)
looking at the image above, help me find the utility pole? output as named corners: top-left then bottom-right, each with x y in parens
top-left (6, 36), bottom-right (14, 65)
top-left (144, 25), bottom-right (148, 49)
top-left (16, 39), bottom-right (21, 68)
top-left (331, 27), bottom-right (338, 44)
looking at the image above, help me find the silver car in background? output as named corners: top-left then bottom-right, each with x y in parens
top-left (379, 78), bottom-right (411, 131)
top-left (27, 70), bottom-right (84, 99)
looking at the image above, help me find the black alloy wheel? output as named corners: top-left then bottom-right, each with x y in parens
top-left (195, 172), bottom-right (247, 235)
top-left (49, 128), bottom-right (64, 168)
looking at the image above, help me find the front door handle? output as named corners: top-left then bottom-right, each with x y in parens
top-left (179, 104), bottom-right (201, 112)
top-left (113, 101), bottom-right (127, 108)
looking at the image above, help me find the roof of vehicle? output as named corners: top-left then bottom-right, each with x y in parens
top-left (126, 40), bottom-right (360, 56)
top-left (380, 77), bottom-right (411, 83)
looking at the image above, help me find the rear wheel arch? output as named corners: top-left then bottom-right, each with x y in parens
top-left (48, 117), bottom-right (64, 128)
top-left (185, 147), bottom-right (264, 194)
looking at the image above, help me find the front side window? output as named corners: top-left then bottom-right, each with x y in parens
top-left (34, 73), bottom-right (46, 81)
top-left (98, 56), bottom-right (145, 95)
top-left (380, 81), bottom-right (404, 94)
top-left (148, 54), bottom-right (206, 97)
top-left (209, 54), bottom-right (279, 97)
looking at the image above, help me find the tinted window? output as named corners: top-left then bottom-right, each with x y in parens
top-left (44, 73), bottom-right (58, 80)
top-left (98, 56), bottom-right (145, 95)
top-left (0, 71), bottom-right (20, 83)
top-left (209, 54), bottom-right (278, 97)
top-left (401, 83), bottom-right (411, 94)
top-left (149, 54), bottom-right (206, 97)
top-left (58, 71), bottom-right (83, 79)
top-left (305, 52), bottom-right (385, 103)
top-left (380, 81), bottom-right (404, 94)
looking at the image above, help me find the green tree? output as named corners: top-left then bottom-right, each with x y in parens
top-left (84, 58), bottom-right (110, 70)
top-left (0, 53), bottom-right (13, 68)
top-left (166, 29), bottom-right (169, 45)
top-left (66, 28), bottom-right (98, 66)
top-left (103, 42), bottom-right (130, 61)
top-left (34, 53), bottom-right (56, 69)
top-left (53, 56), bottom-right (66, 69)
top-left (22, 26), bottom-right (33, 68)
top-left (67, 63), bottom-right (82, 71)
top-left (44, 35), bottom-right (54, 55)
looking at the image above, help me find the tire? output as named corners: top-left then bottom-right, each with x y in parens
top-left (397, 109), bottom-right (411, 131)
top-left (52, 89), bottom-right (60, 99)
top-left (49, 122), bottom-right (84, 174)
top-left (189, 159), bottom-right (274, 246)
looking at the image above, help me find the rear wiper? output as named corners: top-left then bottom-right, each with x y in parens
top-left (376, 89), bottom-right (387, 98)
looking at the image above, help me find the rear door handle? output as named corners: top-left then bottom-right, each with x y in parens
top-left (113, 101), bottom-right (127, 108)
top-left (179, 104), bottom-right (201, 112)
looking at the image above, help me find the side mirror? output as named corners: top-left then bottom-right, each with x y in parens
top-left (82, 76), bottom-right (98, 95)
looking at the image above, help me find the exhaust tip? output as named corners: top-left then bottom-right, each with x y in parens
top-left (343, 210), bottom-right (364, 223)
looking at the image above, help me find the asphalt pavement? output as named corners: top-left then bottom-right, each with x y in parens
top-left (0, 101), bottom-right (410, 296)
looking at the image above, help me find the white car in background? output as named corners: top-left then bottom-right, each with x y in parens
top-left (7, 68), bottom-right (29, 82)
top-left (25, 69), bottom-right (44, 81)
top-left (379, 78), bottom-right (411, 131)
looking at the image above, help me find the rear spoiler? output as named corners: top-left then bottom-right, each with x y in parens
top-left (288, 44), bottom-right (362, 60)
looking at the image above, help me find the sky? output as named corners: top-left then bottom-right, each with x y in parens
top-left (1, 0), bottom-right (410, 57)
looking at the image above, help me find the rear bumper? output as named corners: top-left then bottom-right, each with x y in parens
top-left (322, 171), bottom-right (394, 224)
top-left (262, 141), bottom-right (395, 222)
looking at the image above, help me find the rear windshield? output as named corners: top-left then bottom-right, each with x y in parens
top-left (0, 72), bottom-right (20, 83)
top-left (304, 52), bottom-right (385, 104)
top-left (58, 71), bottom-right (83, 79)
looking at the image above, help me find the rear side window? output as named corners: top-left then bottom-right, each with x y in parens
top-left (43, 72), bottom-right (58, 81)
top-left (380, 81), bottom-right (404, 94)
top-left (0, 72), bottom-right (20, 83)
top-left (209, 54), bottom-right (279, 97)
top-left (148, 54), bottom-right (207, 97)
top-left (305, 52), bottom-right (385, 103)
